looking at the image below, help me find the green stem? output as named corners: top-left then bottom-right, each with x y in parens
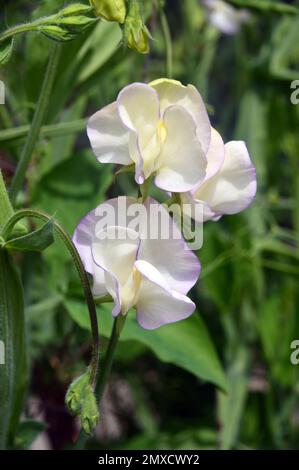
top-left (9, 43), bottom-right (62, 205)
top-left (0, 170), bottom-right (13, 231)
top-left (96, 316), bottom-right (124, 400)
top-left (75, 315), bottom-right (124, 449)
top-left (226, 0), bottom-right (298, 14)
top-left (0, 119), bottom-right (86, 144)
top-left (139, 176), bottom-right (152, 203)
top-left (160, 10), bottom-right (173, 78)
top-left (0, 23), bottom-right (38, 44)
top-left (1, 209), bottom-right (99, 386)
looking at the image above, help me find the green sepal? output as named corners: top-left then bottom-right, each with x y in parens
top-left (4, 219), bottom-right (55, 252)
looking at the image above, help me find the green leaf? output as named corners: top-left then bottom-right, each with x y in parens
top-left (270, 16), bottom-right (299, 80)
top-left (218, 350), bottom-right (249, 450)
top-left (226, 0), bottom-right (298, 14)
top-left (0, 250), bottom-right (27, 449)
top-left (65, 300), bottom-right (227, 391)
top-left (0, 38), bottom-right (13, 65)
top-left (4, 220), bottom-right (55, 252)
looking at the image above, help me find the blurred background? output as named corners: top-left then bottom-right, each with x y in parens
top-left (0, 0), bottom-right (299, 450)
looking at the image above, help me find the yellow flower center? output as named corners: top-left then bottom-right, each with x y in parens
top-left (157, 120), bottom-right (167, 145)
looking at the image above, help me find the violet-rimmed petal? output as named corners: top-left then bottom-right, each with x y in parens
top-left (72, 196), bottom-right (201, 329)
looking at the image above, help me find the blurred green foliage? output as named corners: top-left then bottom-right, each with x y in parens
top-left (0, 0), bottom-right (299, 450)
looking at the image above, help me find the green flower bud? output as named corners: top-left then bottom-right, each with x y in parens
top-left (80, 388), bottom-right (100, 435)
top-left (65, 371), bottom-right (99, 435)
top-left (123, 1), bottom-right (151, 54)
top-left (65, 372), bottom-right (90, 415)
top-left (38, 3), bottom-right (97, 42)
top-left (59, 4), bottom-right (94, 16)
top-left (90, 0), bottom-right (127, 24)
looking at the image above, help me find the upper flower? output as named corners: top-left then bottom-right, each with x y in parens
top-left (73, 197), bottom-right (200, 330)
top-left (181, 128), bottom-right (257, 222)
top-left (87, 79), bottom-right (211, 192)
top-left (204, 0), bottom-right (250, 35)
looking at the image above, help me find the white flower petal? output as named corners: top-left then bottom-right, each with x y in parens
top-left (202, 127), bottom-right (225, 183)
top-left (87, 102), bottom-right (131, 165)
top-left (135, 260), bottom-right (195, 330)
top-left (138, 198), bottom-right (201, 294)
top-left (150, 78), bottom-right (211, 153)
top-left (104, 271), bottom-right (122, 317)
top-left (193, 140), bottom-right (257, 219)
top-left (155, 105), bottom-right (207, 192)
top-left (117, 83), bottom-right (161, 183)
top-left (72, 209), bottom-right (106, 296)
top-left (91, 226), bottom-right (140, 286)
top-left (117, 82), bottom-right (160, 138)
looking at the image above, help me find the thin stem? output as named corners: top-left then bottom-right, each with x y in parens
top-left (1, 209), bottom-right (99, 386)
top-left (96, 316), bottom-right (124, 401)
top-left (0, 119), bottom-right (86, 144)
top-left (75, 315), bottom-right (124, 449)
top-left (0, 23), bottom-right (38, 43)
top-left (160, 10), bottom-right (173, 78)
top-left (0, 170), bottom-right (13, 231)
top-left (139, 176), bottom-right (152, 203)
top-left (10, 43), bottom-right (62, 205)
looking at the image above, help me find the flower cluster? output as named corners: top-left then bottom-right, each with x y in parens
top-left (74, 79), bottom-right (256, 329)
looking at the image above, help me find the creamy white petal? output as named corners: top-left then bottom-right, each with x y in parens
top-left (193, 140), bottom-right (256, 219)
top-left (155, 105), bottom-right (207, 192)
top-left (91, 226), bottom-right (140, 286)
top-left (117, 82), bottom-right (160, 140)
top-left (104, 271), bottom-right (122, 317)
top-left (117, 83), bottom-right (161, 183)
top-left (150, 78), bottom-right (211, 153)
top-left (202, 127), bottom-right (225, 183)
top-left (137, 198), bottom-right (201, 294)
top-left (135, 260), bottom-right (195, 330)
top-left (72, 209), bottom-right (107, 296)
top-left (87, 102), bottom-right (131, 165)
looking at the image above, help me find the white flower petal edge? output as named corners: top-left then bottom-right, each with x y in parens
top-left (202, 127), bottom-right (225, 183)
top-left (191, 140), bottom-right (257, 221)
top-left (138, 198), bottom-right (201, 294)
top-left (87, 102), bottom-right (131, 165)
top-left (155, 105), bottom-right (207, 192)
top-left (72, 209), bottom-right (106, 296)
top-left (150, 78), bottom-right (211, 153)
top-left (135, 260), bottom-right (195, 330)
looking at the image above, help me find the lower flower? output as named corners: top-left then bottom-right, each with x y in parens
top-left (73, 197), bottom-right (200, 330)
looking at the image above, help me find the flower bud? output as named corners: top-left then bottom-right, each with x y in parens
top-left (123, 1), bottom-right (151, 54)
top-left (65, 371), bottom-right (99, 435)
top-left (90, 0), bottom-right (127, 24)
top-left (65, 372), bottom-right (90, 415)
top-left (39, 3), bottom-right (97, 42)
top-left (80, 390), bottom-right (100, 435)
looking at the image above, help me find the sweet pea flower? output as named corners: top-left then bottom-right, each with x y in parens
top-left (87, 79), bottom-right (211, 192)
top-left (181, 128), bottom-right (257, 222)
top-left (203, 0), bottom-right (250, 35)
top-left (73, 197), bottom-right (200, 330)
